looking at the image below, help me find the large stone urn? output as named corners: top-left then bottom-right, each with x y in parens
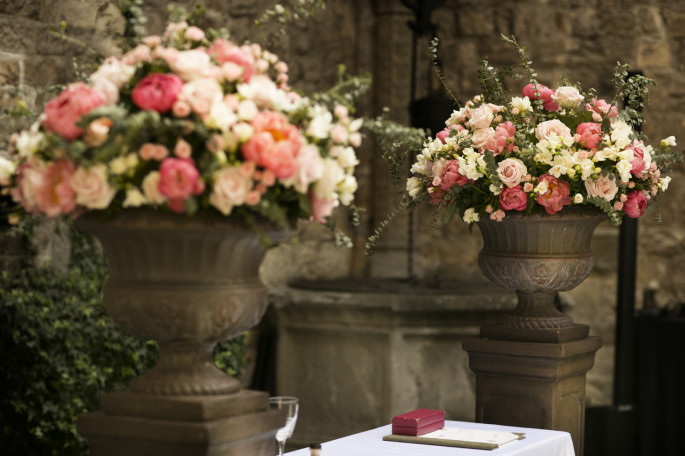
top-left (462, 207), bottom-right (605, 456)
top-left (75, 211), bottom-right (281, 456)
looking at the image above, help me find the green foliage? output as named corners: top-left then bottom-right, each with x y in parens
top-left (0, 220), bottom-right (246, 455)
top-left (255, 0), bottom-right (326, 34)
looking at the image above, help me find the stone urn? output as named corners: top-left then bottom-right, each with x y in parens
top-left (75, 210), bottom-right (282, 456)
top-left (476, 207), bottom-right (605, 342)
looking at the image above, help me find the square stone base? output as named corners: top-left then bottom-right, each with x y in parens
top-left (78, 390), bottom-right (281, 456)
top-left (462, 336), bottom-right (602, 456)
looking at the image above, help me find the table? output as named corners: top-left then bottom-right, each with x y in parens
top-left (285, 420), bottom-right (575, 456)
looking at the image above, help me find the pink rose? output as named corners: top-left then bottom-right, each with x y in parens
top-left (207, 38), bottom-right (255, 82)
top-left (552, 86), bottom-right (584, 109)
top-left (174, 139), bottom-right (192, 158)
top-left (586, 98), bottom-right (618, 122)
top-left (497, 158), bottom-right (527, 188)
top-left (71, 164), bottom-right (116, 209)
top-left (486, 121), bottom-right (516, 155)
top-left (209, 166), bottom-right (252, 215)
top-left (158, 158), bottom-right (205, 213)
top-left (584, 175), bottom-right (619, 201)
top-left (574, 122), bottom-right (603, 149)
top-left (11, 161), bottom-right (43, 213)
top-left (471, 127), bottom-right (496, 150)
top-left (467, 105), bottom-right (494, 130)
top-left (535, 119), bottom-right (572, 141)
top-left (624, 190), bottom-right (647, 218)
top-left (536, 174), bottom-right (572, 215)
top-left (83, 118), bottom-right (113, 147)
top-left (522, 83), bottom-right (558, 111)
top-left (184, 26), bottom-right (205, 41)
top-left (439, 160), bottom-right (469, 191)
top-left (121, 44), bottom-right (152, 66)
top-left (131, 74), bottom-right (183, 113)
top-left (281, 144), bottom-right (324, 193)
top-left (242, 111), bottom-right (301, 179)
top-left (499, 185), bottom-right (528, 211)
top-left (34, 160), bottom-right (77, 216)
top-left (42, 83), bottom-right (105, 140)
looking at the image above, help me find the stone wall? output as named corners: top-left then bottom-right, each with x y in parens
top-left (1, 0), bottom-right (683, 438)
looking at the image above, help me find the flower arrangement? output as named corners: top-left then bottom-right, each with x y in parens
top-left (405, 36), bottom-right (679, 226)
top-left (0, 20), bottom-right (362, 230)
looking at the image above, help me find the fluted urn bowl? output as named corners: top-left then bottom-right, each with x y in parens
top-left (76, 211), bottom-right (274, 396)
top-left (477, 207), bottom-right (605, 333)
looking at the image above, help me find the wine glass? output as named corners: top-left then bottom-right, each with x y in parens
top-left (269, 396), bottom-right (299, 456)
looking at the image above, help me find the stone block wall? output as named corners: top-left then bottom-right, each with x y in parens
top-left (1, 0), bottom-right (683, 431)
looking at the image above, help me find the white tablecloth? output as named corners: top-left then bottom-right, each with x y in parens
top-left (285, 420), bottom-right (574, 456)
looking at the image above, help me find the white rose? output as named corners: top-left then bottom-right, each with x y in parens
top-left (584, 175), bottom-right (619, 201)
top-left (169, 49), bottom-right (212, 81)
top-left (15, 129), bottom-right (45, 158)
top-left (467, 105), bottom-right (494, 130)
top-left (497, 158), bottom-right (528, 188)
top-left (574, 194), bottom-right (584, 204)
top-left (142, 171), bottom-right (166, 204)
top-left (535, 119), bottom-right (572, 141)
top-left (70, 164), bottom-right (116, 209)
top-left (209, 166), bottom-right (252, 215)
top-left (237, 75), bottom-right (280, 108)
top-left (90, 57), bottom-right (135, 89)
top-left (306, 105), bottom-right (333, 139)
top-left (552, 86), bottom-right (584, 109)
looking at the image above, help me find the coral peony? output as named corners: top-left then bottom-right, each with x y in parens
top-left (42, 83), bottom-right (105, 140)
top-left (157, 158), bottom-right (205, 212)
top-left (536, 174), bottom-right (572, 214)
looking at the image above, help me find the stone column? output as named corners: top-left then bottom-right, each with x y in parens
top-left (462, 330), bottom-right (601, 456)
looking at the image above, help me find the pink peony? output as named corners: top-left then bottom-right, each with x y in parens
top-left (574, 122), bottom-right (603, 149)
top-left (499, 185), bottom-right (528, 211)
top-left (522, 83), bottom-right (558, 111)
top-left (34, 160), bottom-right (77, 216)
top-left (131, 74), bottom-right (183, 113)
top-left (242, 111), bottom-right (301, 179)
top-left (486, 121), bottom-right (516, 155)
top-left (157, 158), bottom-right (205, 212)
top-left (439, 160), bottom-right (469, 191)
top-left (207, 38), bottom-right (255, 82)
top-left (42, 83), bottom-right (105, 140)
top-left (536, 174), bottom-right (572, 215)
top-left (624, 190), bottom-right (647, 218)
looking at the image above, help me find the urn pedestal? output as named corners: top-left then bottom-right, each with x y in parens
top-left (75, 212), bottom-right (281, 456)
top-left (462, 208), bottom-right (605, 456)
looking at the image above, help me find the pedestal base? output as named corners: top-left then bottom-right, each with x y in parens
top-left (480, 323), bottom-right (590, 343)
top-left (78, 390), bottom-right (282, 456)
top-left (462, 336), bottom-right (601, 456)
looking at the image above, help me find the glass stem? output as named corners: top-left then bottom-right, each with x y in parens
top-left (277, 440), bottom-right (285, 456)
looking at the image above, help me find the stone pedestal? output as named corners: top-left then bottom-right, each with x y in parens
top-left (78, 389), bottom-right (281, 456)
top-left (462, 332), bottom-right (601, 456)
